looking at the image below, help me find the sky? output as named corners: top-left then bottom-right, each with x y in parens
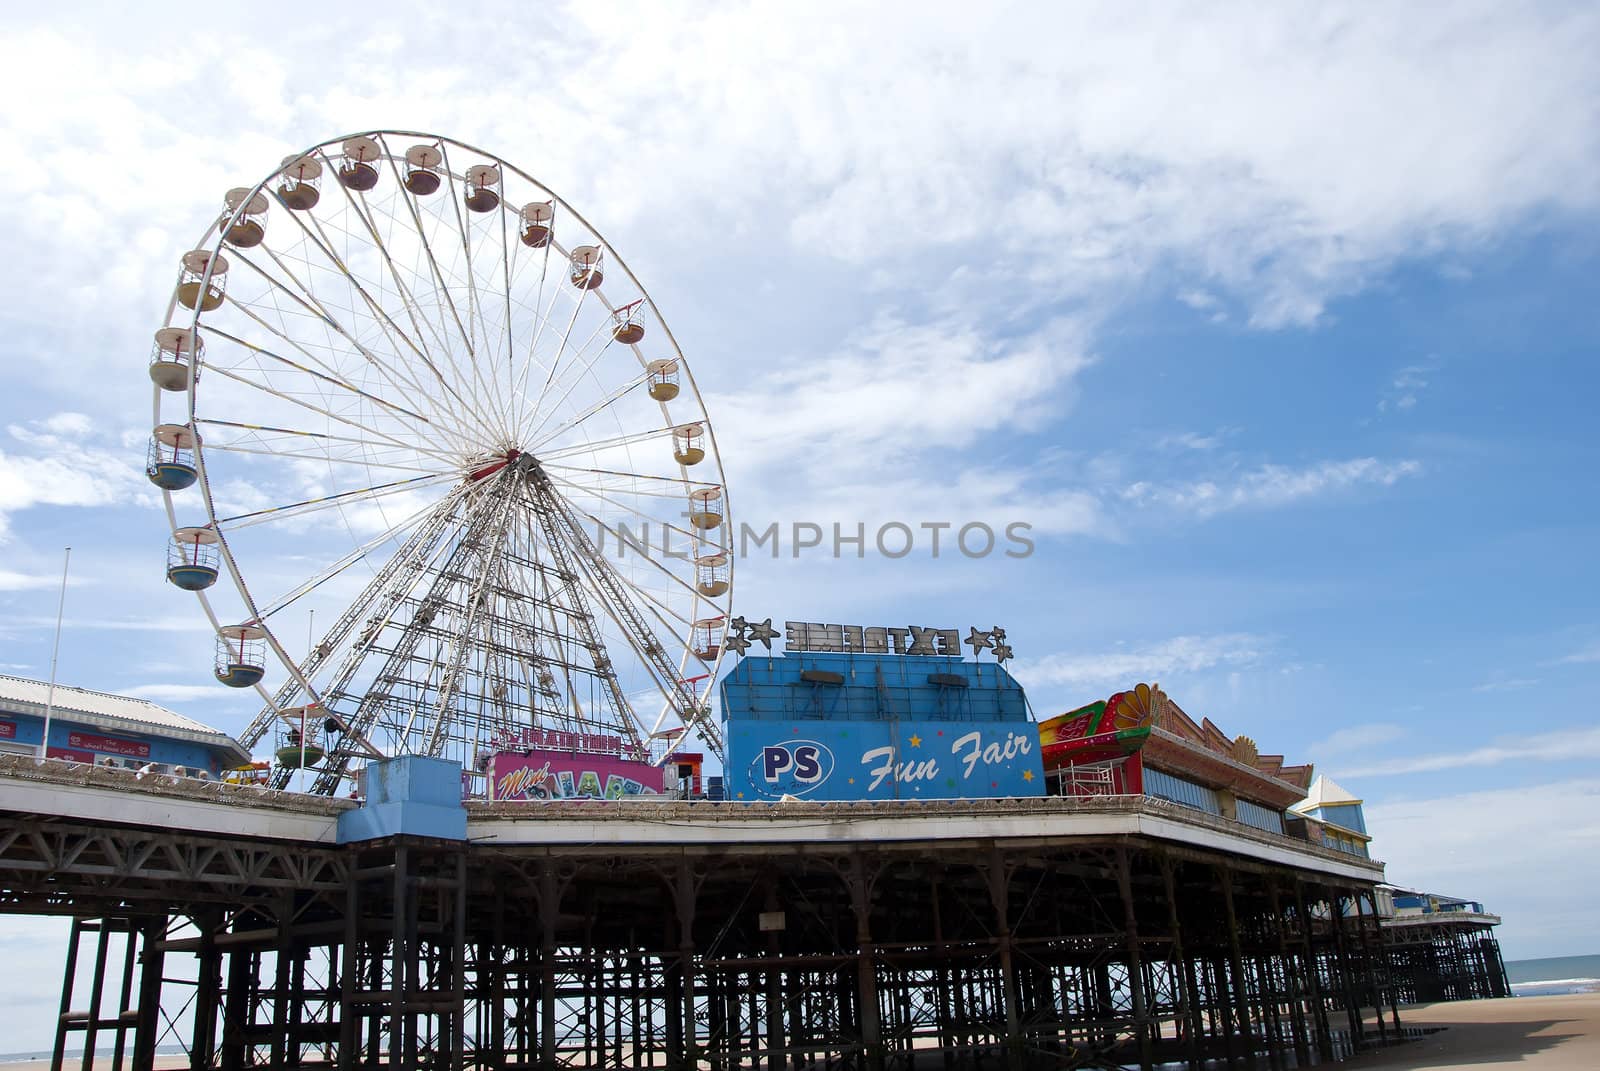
top-left (1, 1), bottom-right (1598, 1047)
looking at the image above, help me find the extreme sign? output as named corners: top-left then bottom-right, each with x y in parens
top-left (724, 618), bottom-right (1015, 662)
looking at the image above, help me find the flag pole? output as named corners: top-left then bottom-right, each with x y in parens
top-left (302, 609), bottom-right (313, 781)
top-left (38, 547), bottom-right (71, 761)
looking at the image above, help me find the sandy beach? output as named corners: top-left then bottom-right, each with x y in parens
top-left (1348, 993), bottom-right (1600, 1070)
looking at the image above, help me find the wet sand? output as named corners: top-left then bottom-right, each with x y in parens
top-left (1349, 993), bottom-right (1600, 1070)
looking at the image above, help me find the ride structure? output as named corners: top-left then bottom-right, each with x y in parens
top-left (145, 132), bottom-right (732, 792)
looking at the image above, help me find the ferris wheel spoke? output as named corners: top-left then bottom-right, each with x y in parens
top-left (204, 300), bottom-right (467, 467)
top-left (233, 242), bottom-right (444, 419)
top-left (508, 232), bottom-right (557, 434)
top-left (436, 144), bottom-right (518, 439)
top-left (535, 425), bottom-right (678, 463)
top-left (544, 471), bottom-right (714, 553)
top-left (195, 417), bottom-right (454, 468)
top-left (526, 370), bottom-right (648, 452)
top-left (383, 154), bottom-right (509, 448)
top-left (295, 165), bottom-right (495, 445)
top-left (200, 439), bottom-right (443, 475)
top-left (525, 299), bottom-right (618, 441)
top-left (215, 471), bottom-right (457, 530)
top-left (248, 490), bottom-right (452, 622)
top-left (196, 363), bottom-right (455, 465)
top-left (202, 324), bottom-right (434, 426)
top-left (278, 187), bottom-right (442, 402)
top-left (545, 467), bottom-right (715, 498)
top-left (331, 147), bottom-right (492, 441)
top-left (553, 507), bottom-right (704, 604)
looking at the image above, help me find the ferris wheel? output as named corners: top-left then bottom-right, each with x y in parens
top-left (146, 131), bottom-right (733, 793)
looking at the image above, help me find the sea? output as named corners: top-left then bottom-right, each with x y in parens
top-left (1506, 953), bottom-right (1600, 997)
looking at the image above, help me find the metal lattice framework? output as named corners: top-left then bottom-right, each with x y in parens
top-left (147, 131), bottom-right (733, 790)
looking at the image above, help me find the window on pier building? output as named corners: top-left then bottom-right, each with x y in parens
top-left (1236, 797), bottom-right (1286, 835)
top-left (1143, 767), bottom-right (1222, 815)
top-left (1320, 829), bottom-right (1370, 858)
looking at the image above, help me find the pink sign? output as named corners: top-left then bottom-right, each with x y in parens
top-left (0, 720), bottom-right (15, 740)
top-left (66, 731), bottom-right (150, 759)
top-left (490, 749), bottom-right (665, 802)
top-left (47, 747), bottom-right (96, 764)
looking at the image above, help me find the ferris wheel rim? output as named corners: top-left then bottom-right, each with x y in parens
top-left (151, 129), bottom-right (735, 779)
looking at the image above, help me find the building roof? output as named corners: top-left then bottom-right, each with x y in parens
top-left (1292, 774), bottom-right (1363, 811)
top-left (1144, 729), bottom-right (1310, 810)
top-left (1146, 691), bottom-right (1318, 799)
top-left (0, 674), bottom-right (248, 763)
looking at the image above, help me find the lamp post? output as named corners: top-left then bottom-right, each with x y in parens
top-left (38, 547), bottom-right (71, 761)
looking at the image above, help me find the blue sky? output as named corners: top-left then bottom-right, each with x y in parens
top-left (0, 3), bottom-right (1598, 1046)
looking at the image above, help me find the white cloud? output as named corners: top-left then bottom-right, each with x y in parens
top-left (1308, 723), bottom-right (1407, 758)
top-left (1551, 641), bottom-right (1600, 666)
top-left (5, 614), bottom-right (214, 634)
top-left (1342, 725), bottom-right (1600, 778)
top-left (1121, 458), bottom-right (1422, 518)
top-left (1154, 430), bottom-right (1231, 452)
top-left (0, 569), bottom-right (62, 592)
top-left (0, 416), bottom-right (156, 538)
top-left (122, 683), bottom-right (249, 703)
top-left (710, 314), bottom-right (1092, 473)
top-left (1368, 779), bottom-right (1600, 957)
top-left (1470, 676), bottom-right (1539, 693)
top-left (1379, 359), bottom-right (1441, 414)
top-left (1012, 632), bottom-right (1268, 692)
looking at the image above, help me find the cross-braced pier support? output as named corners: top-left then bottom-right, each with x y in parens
top-left (39, 841), bottom-right (1395, 1069)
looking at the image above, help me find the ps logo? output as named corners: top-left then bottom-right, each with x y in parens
top-left (754, 740), bottom-right (833, 795)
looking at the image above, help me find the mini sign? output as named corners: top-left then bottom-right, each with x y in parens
top-left (0, 719), bottom-right (15, 740)
top-left (66, 731), bottom-right (150, 759)
top-left (492, 727), bottom-right (627, 755)
top-left (725, 617), bottom-right (1014, 662)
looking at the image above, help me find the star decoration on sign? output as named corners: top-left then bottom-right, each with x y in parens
top-left (908, 734), bottom-right (923, 748)
top-left (724, 630), bottom-right (751, 655)
top-left (730, 616), bottom-right (748, 634)
top-left (992, 641), bottom-right (1014, 663)
top-left (964, 627), bottom-right (993, 655)
top-left (990, 626), bottom-right (1007, 642)
top-left (1022, 769), bottom-right (1035, 782)
top-left (746, 618), bottom-right (779, 650)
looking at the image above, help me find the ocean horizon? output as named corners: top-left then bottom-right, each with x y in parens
top-left (1506, 953), bottom-right (1600, 997)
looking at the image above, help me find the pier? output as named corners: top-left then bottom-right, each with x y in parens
top-left (2, 754), bottom-right (1402, 1070)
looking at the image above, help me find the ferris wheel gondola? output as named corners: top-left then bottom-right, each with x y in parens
top-left (148, 131), bottom-right (733, 793)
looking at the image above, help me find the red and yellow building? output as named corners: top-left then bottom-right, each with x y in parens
top-left (1037, 682), bottom-right (1314, 836)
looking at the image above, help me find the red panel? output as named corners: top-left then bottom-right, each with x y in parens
top-left (0, 719), bottom-right (15, 740)
top-left (1124, 751), bottom-right (1144, 794)
top-left (47, 747), bottom-right (96, 764)
top-left (65, 731), bottom-right (151, 759)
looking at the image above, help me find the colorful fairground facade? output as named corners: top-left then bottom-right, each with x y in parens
top-left (1037, 682), bottom-right (1313, 839)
